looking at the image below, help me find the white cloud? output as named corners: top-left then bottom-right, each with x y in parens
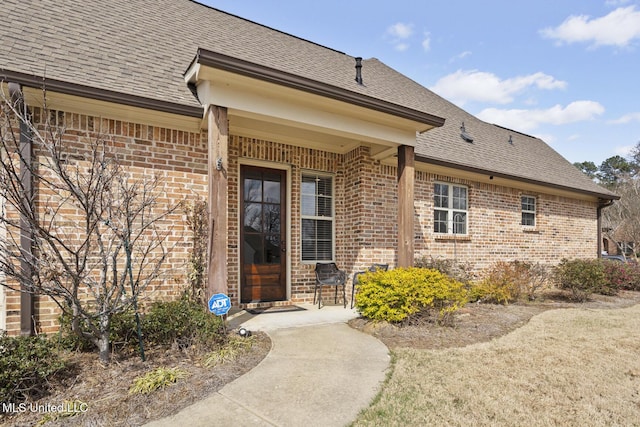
top-left (422, 32), bottom-right (431, 51)
top-left (387, 22), bottom-right (414, 39)
top-left (449, 51), bottom-right (471, 63)
top-left (477, 101), bottom-right (605, 132)
top-left (386, 22), bottom-right (414, 51)
top-left (536, 133), bottom-right (556, 144)
top-left (430, 70), bottom-right (567, 106)
top-left (609, 112), bottom-right (640, 124)
top-left (540, 6), bottom-right (640, 48)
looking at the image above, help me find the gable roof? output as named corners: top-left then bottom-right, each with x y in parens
top-left (1, 0), bottom-right (615, 199)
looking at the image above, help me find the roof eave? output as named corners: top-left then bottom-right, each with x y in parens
top-left (1, 69), bottom-right (203, 118)
top-left (186, 48), bottom-right (446, 130)
top-left (415, 155), bottom-right (619, 201)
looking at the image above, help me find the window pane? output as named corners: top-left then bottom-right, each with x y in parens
top-left (302, 174), bottom-right (334, 261)
top-left (317, 196), bottom-right (332, 217)
top-left (434, 183), bottom-right (449, 208)
top-left (301, 179), bottom-right (316, 195)
top-left (263, 180), bottom-right (280, 203)
top-left (301, 241), bottom-right (316, 261)
top-left (316, 219), bottom-right (332, 240)
top-left (264, 235), bottom-right (281, 264)
top-left (453, 211), bottom-right (467, 234)
top-left (453, 186), bottom-right (467, 210)
top-left (301, 195), bottom-right (315, 216)
top-left (522, 196), bottom-right (535, 212)
top-left (243, 233), bottom-right (263, 264)
top-left (317, 177), bottom-right (332, 197)
top-left (244, 203), bottom-right (262, 231)
top-left (316, 240), bottom-right (333, 261)
top-left (302, 219), bottom-right (315, 240)
top-left (263, 204), bottom-right (280, 233)
top-left (522, 212), bottom-right (535, 226)
top-left (434, 209), bottom-right (448, 233)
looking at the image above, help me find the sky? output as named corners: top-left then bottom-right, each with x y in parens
top-left (203, 0), bottom-right (640, 167)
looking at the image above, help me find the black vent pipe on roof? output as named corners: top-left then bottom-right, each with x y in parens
top-left (355, 57), bottom-right (363, 85)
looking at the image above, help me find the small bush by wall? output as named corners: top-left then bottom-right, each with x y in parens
top-left (59, 298), bottom-right (225, 354)
top-left (0, 333), bottom-right (66, 403)
top-left (143, 297), bottom-right (225, 350)
top-left (354, 267), bottom-right (467, 324)
top-left (470, 261), bottom-right (550, 304)
top-left (415, 256), bottom-right (476, 285)
top-left (553, 259), bottom-right (606, 301)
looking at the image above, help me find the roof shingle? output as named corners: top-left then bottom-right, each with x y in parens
top-left (0, 0), bottom-right (615, 198)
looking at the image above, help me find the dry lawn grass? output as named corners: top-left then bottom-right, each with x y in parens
top-left (353, 304), bottom-right (640, 426)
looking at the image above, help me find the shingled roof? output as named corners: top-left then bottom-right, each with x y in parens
top-left (1, 0), bottom-right (615, 199)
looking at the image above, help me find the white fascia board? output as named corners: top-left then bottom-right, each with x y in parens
top-left (195, 73), bottom-right (418, 147)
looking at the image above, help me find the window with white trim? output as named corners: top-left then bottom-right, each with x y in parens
top-left (301, 173), bottom-right (334, 261)
top-left (521, 195), bottom-right (536, 226)
top-left (434, 182), bottom-right (468, 235)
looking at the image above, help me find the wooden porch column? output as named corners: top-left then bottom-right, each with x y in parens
top-left (207, 105), bottom-right (229, 297)
top-left (397, 145), bottom-right (415, 267)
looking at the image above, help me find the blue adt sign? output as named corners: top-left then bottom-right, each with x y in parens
top-left (208, 293), bottom-right (231, 316)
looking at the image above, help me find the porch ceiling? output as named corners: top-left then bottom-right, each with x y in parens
top-left (229, 115), bottom-right (361, 154)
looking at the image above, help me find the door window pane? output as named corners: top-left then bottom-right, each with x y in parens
top-left (263, 180), bottom-right (281, 203)
top-left (244, 179), bottom-right (262, 202)
top-left (244, 203), bottom-right (262, 231)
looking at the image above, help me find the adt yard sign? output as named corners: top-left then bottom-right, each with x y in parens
top-left (208, 293), bottom-right (231, 316)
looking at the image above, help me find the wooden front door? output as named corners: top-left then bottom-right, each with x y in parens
top-left (240, 166), bottom-right (287, 303)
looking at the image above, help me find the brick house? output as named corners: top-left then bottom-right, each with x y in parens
top-left (1, 0), bottom-right (616, 334)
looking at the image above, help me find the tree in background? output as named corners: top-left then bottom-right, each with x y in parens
top-left (0, 85), bottom-right (177, 363)
top-left (573, 161), bottom-right (599, 180)
top-left (575, 142), bottom-right (640, 257)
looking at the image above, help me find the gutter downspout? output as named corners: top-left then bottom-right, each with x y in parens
top-left (8, 82), bottom-right (34, 336)
top-left (597, 198), bottom-right (615, 258)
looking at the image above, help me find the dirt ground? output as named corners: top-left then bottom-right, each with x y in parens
top-left (349, 289), bottom-right (640, 350)
top-left (4, 289), bottom-right (640, 426)
top-left (2, 332), bottom-right (272, 427)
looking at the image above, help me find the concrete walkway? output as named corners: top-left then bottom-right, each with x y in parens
top-left (144, 305), bottom-right (390, 427)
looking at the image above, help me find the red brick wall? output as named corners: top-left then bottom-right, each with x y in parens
top-left (2, 108), bottom-right (208, 334)
top-left (1, 108), bottom-right (600, 333)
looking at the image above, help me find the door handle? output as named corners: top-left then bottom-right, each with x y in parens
top-left (281, 240), bottom-right (286, 253)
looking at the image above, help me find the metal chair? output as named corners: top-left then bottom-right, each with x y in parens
top-left (314, 262), bottom-right (347, 309)
top-left (351, 263), bottom-right (389, 309)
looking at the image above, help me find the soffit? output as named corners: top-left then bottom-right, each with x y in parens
top-left (192, 65), bottom-right (428, 152)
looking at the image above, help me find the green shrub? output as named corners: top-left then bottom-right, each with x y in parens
top-left (58, 298), bottom-right (225, 354)
top-left (554, 259), bottom-right (605, 301)
top-left (355, 267), bottom-right (467, 324)
top-left (0, 333), bottom-right (66, 403)
top-left (471, 261), bottom-right (550, 304)
top-left (143, 297), bottom-right (225, 350)
top-left (57, 309), bottom-right (138, 353)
